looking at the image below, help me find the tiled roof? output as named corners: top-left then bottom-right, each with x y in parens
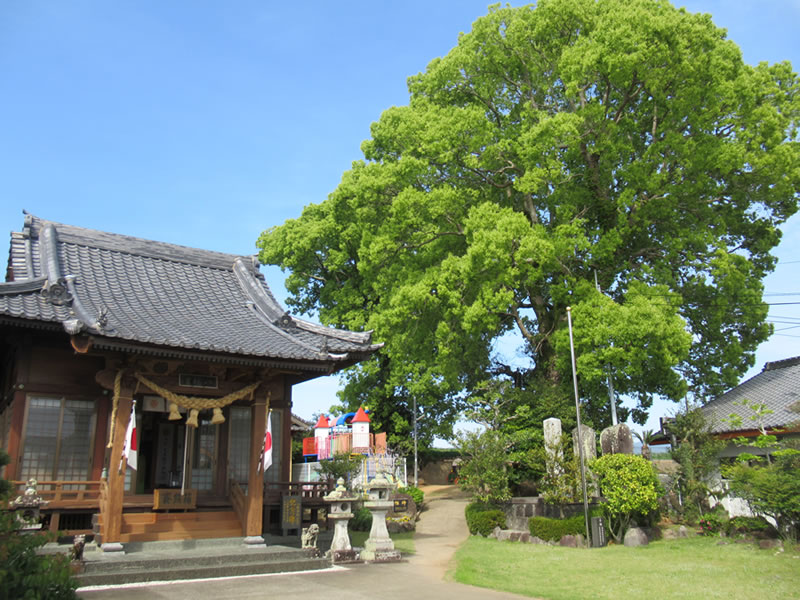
top-left (0, 214), bottom-right (381, 368)
top-left (701, 357), bottom-right (800, 434)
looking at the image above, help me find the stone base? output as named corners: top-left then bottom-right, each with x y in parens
top-left (243, 536), bottom-right (266, 547)
top-left (330, 549), bottom-right (360, 563)
top-left (360, 548), bottom-right (402, 562)
top-left (100, 542), bottom-right (124, 553)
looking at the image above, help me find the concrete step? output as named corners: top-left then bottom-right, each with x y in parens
top-left (76, 556), bottom-right (331, 587)
top-left (69, 539), bottom-right (330, 587)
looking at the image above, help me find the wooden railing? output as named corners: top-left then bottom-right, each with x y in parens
top-left (263, 481), bottom-right (332, 504)
top-left (11, 480), bottom-right (102, 509)
top-left (229, 480), bottom-right (247, 530)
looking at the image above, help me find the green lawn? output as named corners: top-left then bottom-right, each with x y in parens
top-left (349, 530), bottom-right (415, 555)
top-left (453, 536), bottom-right (800, 600)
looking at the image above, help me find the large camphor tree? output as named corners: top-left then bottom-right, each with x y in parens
top-left (258, 0), bottom-right (799, 447)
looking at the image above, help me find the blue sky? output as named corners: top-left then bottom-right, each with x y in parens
top-left (2, 1), bottom-right (798, 434)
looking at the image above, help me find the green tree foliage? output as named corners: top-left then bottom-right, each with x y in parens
top-left (316, 452), bottom-right (363, 487)
top-left (258, 0), bottom-right (800, 442)
top-left (0, 450), bottom-right (77, 599)
top-left (591, 453), bottom-right (662, 543)
top-left (454, 429), bottom-right (513, 504)
top-left (721, 401), bottom-right (800, 542)
top-left (726, 447), bottom-right (800, 543)
top-left (535, 435), bottom-right (583, 517)
top-left (667, 407), bottom-right (724, 523)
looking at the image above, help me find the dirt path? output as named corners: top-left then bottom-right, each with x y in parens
top-left (411, 485), bottom-right (474, 580)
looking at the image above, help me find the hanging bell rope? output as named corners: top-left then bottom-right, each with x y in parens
top-left (134, 373), bottom-right (261, 426)
top-left (168, 402), bottom-right (182, 420)
top-left (211, 407), bottom-right (225, 425)
top-left (106, 370), bottom-right (124, 449)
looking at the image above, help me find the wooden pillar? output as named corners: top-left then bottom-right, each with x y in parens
top-left (5, 389), bottom-right (27, 481)
top-left (103, 381), bottom-right (133, 545)
top-left (281, 379), bottom-right (293, 482)
top-left (245, 392), bottom-right (267, 536)
top-left (91, 395), bottom-right (110, 481)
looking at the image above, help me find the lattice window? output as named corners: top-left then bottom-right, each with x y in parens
top-left (191, 417), bottom-right (217, 491)
top-left (227, 406), bottom-right (250, 485)
top-left (20, 397), bottom-right (95, 483)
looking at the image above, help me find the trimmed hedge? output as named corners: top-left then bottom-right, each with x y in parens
top-left (465, 501), bottom-right (506, 536)
top-left (399, 485), bottom-right (425, 508)
top-left (529, 515), bottom-right (587, 542)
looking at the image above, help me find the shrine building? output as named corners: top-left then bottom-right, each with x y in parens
top-left (0, 213), bottom-right (380, 545)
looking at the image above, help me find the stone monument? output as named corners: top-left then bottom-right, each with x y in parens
top-left (600, 423), bottom-right (634, 455)
top-left (323, 477), bottom-right (359, 562)
top-left (10, 479), bottom-right (48, 533)
top-left (360, 470), bottom-right (401, 562)
top-left (572, 424), bottom-right (596, 462)
top-left (572, 424), bottom-right (599, 496)
top-left (543, 417), bottom-right (564, 477)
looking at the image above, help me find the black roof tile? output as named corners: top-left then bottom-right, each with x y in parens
top-left (1, 214), bottom-right (381, 366)
top-left (701, 357), bottom-right (800, 433)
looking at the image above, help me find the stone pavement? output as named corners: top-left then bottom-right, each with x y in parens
top-left (77, 485), bottom-right (530, 600)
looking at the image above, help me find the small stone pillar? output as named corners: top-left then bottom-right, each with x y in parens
top-left (323, 478), bottom-right (359, 562)
top-left (543, 418), bottom-right (563, 476)
top-left (360, 470), bottom-right (401, 562)
top-left (572, 425), bottom-right (596, 462)
top-left (600, 423), bottom-right (634, 455)
top-left (573, 424), bottom-right (599, 496)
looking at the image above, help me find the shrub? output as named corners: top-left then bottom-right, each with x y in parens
top-left (454, 429), bottom-right (512, 504)
top-left (0, 450), bottom-right (77, 599)
top-left (725, 516), bottom-right (777, 538)
top-left (316, 452), bottom-right (364, 486)
top-left (590, 453), bottom-right (662, 543)
top-left (698, 506), bottom-right (728, 536)
top-left (529, 515), bottom-right (586, 542)
top-left (666, 408), bottom-right (724, 523)
top-left (465, 502), bottom-right (506, 536)
top-left (725, 447), bottom-right (800, 542)
top-left (398, 485), bottom-right (424, 508)
top-left (535, 434), bottom-right (584, 518)
top-left (350, 506), bottom-right (373, 531)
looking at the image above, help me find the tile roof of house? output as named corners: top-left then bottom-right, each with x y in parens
top-left (0, 214), bottom-right (382, 370)
top-left (701, 356), bottom-right (800, 434)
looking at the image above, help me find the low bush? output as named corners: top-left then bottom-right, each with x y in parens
top-left (399, 485), bottom-right (424, 508)
top-left (698, 506), bottom-right (728, 536)
top-left (725, 516), bottom-right (778, 538)
top-left (591, 453), bottom-right (662, 543)
top-left (529, 515), bottom-right (586, 542)
top-left (350, 506), bottom-right (372, 531)
top-left (465, 502), bottom-right (506, 536)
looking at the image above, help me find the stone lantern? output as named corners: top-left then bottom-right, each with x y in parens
top-left (323, 477), bottom-right (359, 562)
top-left (360, 470), bottom-right (401, 562)
top-left (10, 479), bottom-right (49, 533)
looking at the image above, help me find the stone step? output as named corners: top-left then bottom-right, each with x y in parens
top-left (65, 539), bottom-right (331, 587)
top-left (76, 555), bottom-right (330, 587)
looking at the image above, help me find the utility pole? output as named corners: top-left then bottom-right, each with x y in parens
top-left (413, 396), bottom-right (418, 487)
top-left (595, 271), bottom-right (618, 426)
top-left (567, 307), bottom-right (591, 545)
